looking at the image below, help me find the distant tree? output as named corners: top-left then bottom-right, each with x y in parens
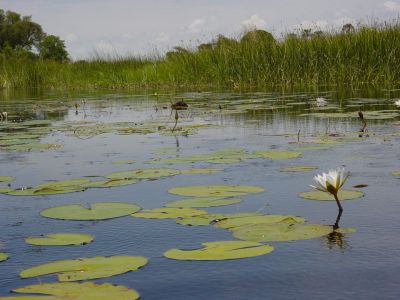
top-left (301, 29), bottom-right (312, 38)
top-left (214, 34), bottom-right (237, 48)
top-left (166, 46), bottom-right (190, 60)
top-left (0, 9), bottom-right (43, 50)
top-left (313, 30), bottom-right (324, 37)
top-left (240, 29), bottom-right (275, 45)
top-left (342, 23), bottom-right (355, 34)
top-left (198, 43), bottom-right (213, 52)
top-left (39, 35), bottom-right (69, 62)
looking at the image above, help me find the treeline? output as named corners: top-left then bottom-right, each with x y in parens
top-left (0, 9), bottom-right (68, 62)
top-left (1, 8), bottom-right (400, 89)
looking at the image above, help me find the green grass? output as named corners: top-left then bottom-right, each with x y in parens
top-left (1, 23), bottom-right (400, 90)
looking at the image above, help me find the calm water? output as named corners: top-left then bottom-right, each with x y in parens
top-left (0, 88), bottom-right (399, 299)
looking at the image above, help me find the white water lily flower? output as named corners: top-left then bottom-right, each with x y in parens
top-left (395, 99), bottom-right (400, 107)
top-left (310, 168), bottom-right (349, 195)
top-left (316, 97), bottom-right (327, 107)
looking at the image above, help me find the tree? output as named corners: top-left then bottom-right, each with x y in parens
top-left (342, 23), bottom-right (355, 34)
top-left (39, 35), bottom-right (69, 62)
top-left (0, 9), bottom-right (43, 50)
top-left (240, 29), bottom-right (275, 45)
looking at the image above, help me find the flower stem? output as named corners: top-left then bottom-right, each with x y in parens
top-left (333, 192), bottom-right (343, 212)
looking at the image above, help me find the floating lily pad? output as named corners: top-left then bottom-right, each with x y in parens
top-left (181, 168), bottom-right (221, 174)
top-left (166, 197), bottom-right (241, 208)
top-left (41, 202), bottom-right (141, 220)
top-left (106, 168), bottom-right (180, 180)
top-left (168, 185), bottom-right (264, 197)
top-left (253, 150), bottom-right (302, 159)
top-left (232, 223), bottom-right (337, 242)
top-left (7, 186), bottom-right (86, 196)
top-left (112, 160), bottom-right (136, 165)
top-left (0, 187), bottom-right (13, 193)
top-left (3, 282), bottom-right (139, 300)
top-left (164, 241), bottom-right (273, 260)
top-left (25, 233), bottom-right (94, 246)
top-left (0, 176), bottom-right (14, 182)
top-left (0, 253), bottom-right (8, 262)
top-left (132, 207), bottom-right (207, 219)
top-left (205, 158), bottom-right (243, 164)
top-left (36, 178), bottom-right (91, 189)
top-left (20, 255), bottom-right (148, 281)
top-left (392, 170), bottom-right (400, 177)
top-left (279, 166), bottom-right (318, 172)
top-left (4, 143), bottom-right (62, 152)
top-left (214, 215), bottom-right (305, 229)
top-left (176, 212), bottom-right (261, 226)
top-left (82, 178), bottom-right (138, 188)
top-left (298, 190), bottom-right (364, 201)
top-left (291, 146), bottom-right (330, 151)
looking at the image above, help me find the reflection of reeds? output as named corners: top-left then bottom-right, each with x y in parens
top-left (1, 23), bottom-right (400, 89)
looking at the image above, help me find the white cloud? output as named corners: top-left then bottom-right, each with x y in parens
top-left (155, 32), bottom-right (170, 43)
top-left (121, 33), bottom-right (134, 39)
top-left (65, 33), bottom-right (78, 42)
top-left (241, 15), bottom-right (266, 29)
top-left (384, 1), bottom-right (400, 11)
top-left (188, 18), bottom-right (205, 33)
top-left (95, 40), bottom-right (115, 54)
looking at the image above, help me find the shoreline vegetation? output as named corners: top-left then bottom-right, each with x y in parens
top-left (1, 20), bottom-right (400, 90)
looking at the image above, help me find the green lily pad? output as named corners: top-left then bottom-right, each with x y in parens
top-left (112, 160), bottom-right (136, 165)
top-left (0, 176), bottom-right (14, 182)
top-left (7, 186), bottom-right (86, 196)
top-left (20, 255), bottom-right (148, 281)
top-left (392, 170), bottom-right (400, 177)
top-left (4, 143), bottom-right (62, 152)
top-left (132, 207), bottom-right (207, 219)
top-left (25, 233), bottom-right (94, 246)
top-left (205, 158), bottom-right (243, 164)
top-left (298, 190), bottom-right (364, 201)
top-left (168, 185), bottom-right (264, 197)
top-left (0, 253), bottom-right (8, 262)
top-left (0, 187), bottom-right (13, 193)
top-left (36, 178), bottom-right (91, 189)
top-left (181, 168), bottom-right (221, 174)
top-left (165, 197), bottom-right (241, 208)
top-left (232, 223), bottom-right (337, 242)
top-left (176, 212), bottom-right (261, 226)
top-left (253, 150), bottom-right (302, 159)
top-left (279, 166), bottom-right (318, 172)
top-left (3, 282), bottom-right (139, 300)
top-left (41, 202), bottom-right (141, 220)
top-left (82, 178), bottom-right (138, 188)
top-left (214, 215), bottom-right (305, 229)
top-left (164, 241), bottom-right (273, 260)
top-left (106, 168), bottom-right (180, 179)
top-left (291, 146), bottom-right (330, 151)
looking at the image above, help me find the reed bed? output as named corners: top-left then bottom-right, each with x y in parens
top-left (1, 23), bottom-right (399, 90)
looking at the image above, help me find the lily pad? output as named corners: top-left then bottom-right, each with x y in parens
top-left (106, 168), bottom-right (180, 180)
top-left (232, 223), bottom-right (337, 242)
top-left (0, 176), bottom-right (14, 182)
top-left (253, 150), bottom-right (302, 159)
top-left (298, 190), bottom-right (364, 201)
top-left (392, 170), bottom-right (400, 177)
top-left (20, 255), bottom-right (148, 281)
top-left (41, 202), bottom-right (141, 220)
top-left (25, 233), bottom-right (94, 246)
top-left (164, 241), bottom-right (273, 260)
top-left (279, 166), bottom-right (318, 172)
top-left (112, 160), bottom-right (136, 165)
top-left (0, 187), bottom-right (13, 193)
top-left (7, 186), bottom-right (86, 196)
top-left (36, 178), bottom-right (91, 189)
top-left (0, 253), bottom-right (8, 262)
top-left (213, 215), bottom-right (305, 229)
top-left (168, 185), bottom-right (264, 197)
top-left (165, 197), bottom-right (241, 208)
top-left (82, 178), bottom-right (138, 188)
top-left (176, 212), bottom-right (261, 226)
top-left (180, 168), bottom-right (221, 174)
top-left (2, 282), bottom-right (139, 300)
top-left (132, 207), bottom-right (207, 219)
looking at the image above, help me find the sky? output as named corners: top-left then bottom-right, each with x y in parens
top-left (1, 0), bottom-right (400, 59)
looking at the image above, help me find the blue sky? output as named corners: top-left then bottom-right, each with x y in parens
top-left (2, 0), bottom-right (400, 59)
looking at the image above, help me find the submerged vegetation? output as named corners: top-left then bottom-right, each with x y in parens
top-left (1, 12), bottom-right (400, 89)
